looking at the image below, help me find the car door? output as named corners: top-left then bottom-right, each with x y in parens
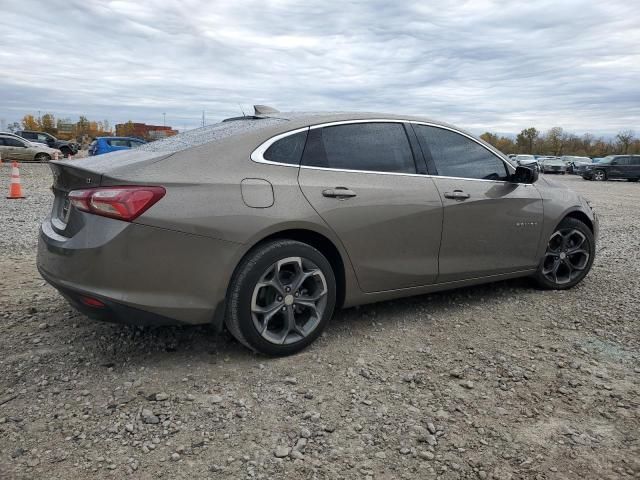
top-left (2, 137), bottom-right (30, 161)
top-left (297, 121), bottom-right (443, 292)
top-left (0, 138), bottom-right (9, 161)
top-left (630, 156), bottom-right (640, 179)
top-left (607, 157), bottom-right (629, 179)
top-left (412, 124), bottom-right (543, 283)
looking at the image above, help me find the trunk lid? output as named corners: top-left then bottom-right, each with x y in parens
top-left (48, 150), bottom-right (172, 236)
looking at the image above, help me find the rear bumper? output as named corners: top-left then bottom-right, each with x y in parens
top-left (38, 267), bottom-right (184, 326)
top-left (37, 214), bottom-right (241, 327)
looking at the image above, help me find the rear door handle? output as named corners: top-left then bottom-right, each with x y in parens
top-left (444, 190), bottom-right (470, 200)
top-left (322, 187), bottom-right (357, 199)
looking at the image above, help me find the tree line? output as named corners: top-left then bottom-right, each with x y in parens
top-left (5, 114), bottom-right (113, 141)
top-left (480, 127), bottom-right (638, 157)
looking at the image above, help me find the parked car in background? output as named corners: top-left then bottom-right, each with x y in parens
top-left (515, 154), bottom-right (536, 163)
top-left (539, 157), bottom-right (567, 174)
top-left (514, 154), bottom-right (540, 170)
top-left (1, 131), bottom-right (46, 146)
top-left (37, 109), bottom-right (597, 355)
top-left (15, 130), bottom-right (79, 157)
top-left (582, 155), bottom-right (640, 181)
top-left (88, 137), bottom-right (147, 156)
top-left (0, 133), bottom-right (61, 162)
top-left (563, 156), bottom-right (593, 174)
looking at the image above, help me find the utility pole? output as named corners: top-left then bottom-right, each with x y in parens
top-left (162, 112), bottom-right (166, 126)
top-left (202, 110), bottom-right (205, 127)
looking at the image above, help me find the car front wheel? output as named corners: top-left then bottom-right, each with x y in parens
top-left (533, 217), bottom-right (595, 290)
top-left (226, 239), bottom-right (336, 356)
top-left (593, 169), bottom-right (606, 181)
top-left (34, 153), bottom-right (51, 162)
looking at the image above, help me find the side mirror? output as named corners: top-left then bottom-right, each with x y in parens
top-left (513, 165), bottom-right (539, 184)
top-left (611, 160), bottom-right (618, 165)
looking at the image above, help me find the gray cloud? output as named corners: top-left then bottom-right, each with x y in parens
top-left (1, 0), bottom-right (638, 135)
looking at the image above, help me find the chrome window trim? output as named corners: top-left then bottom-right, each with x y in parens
top-left (250, 126), bottom-right (309, 166)
top-left (250, 118), bottom-right (520, 184)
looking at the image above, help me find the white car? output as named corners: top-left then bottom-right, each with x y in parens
top-left (0, 133), bottom-right (61, 162)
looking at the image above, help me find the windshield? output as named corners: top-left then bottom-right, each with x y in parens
top-left (598, 156), bottom-right (615, 164)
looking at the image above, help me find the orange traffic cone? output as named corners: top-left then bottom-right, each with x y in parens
top-left (7, 162), bottom-right (25, 199)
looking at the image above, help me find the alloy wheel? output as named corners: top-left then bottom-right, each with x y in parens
top-left (541, 229), bottom-right (590, 285)
top-left (593, 170), bottom-right (605, 181)
top-left (251, 256), bottom-right (328, 345)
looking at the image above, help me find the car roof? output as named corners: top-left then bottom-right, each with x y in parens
top-left (137, 109), bottom-right (503, 159)
top-left (248, 110), bottom-right (461, 131)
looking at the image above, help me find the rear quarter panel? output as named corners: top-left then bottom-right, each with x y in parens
top-left (106, 138), bottom-right (362, 307)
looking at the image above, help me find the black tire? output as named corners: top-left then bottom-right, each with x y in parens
top-left (593, 169), bottom-right (606, 181)
top-left (34, 153), bottom-right (50, 162)
top-left (226, 239), bottom-right (336, 356)
top-left (533, 217), bottom-right (595, 290)
top-left (627, 178), bottom-right (639, 182)
top-left (60, 147), bottom-right (72, 158)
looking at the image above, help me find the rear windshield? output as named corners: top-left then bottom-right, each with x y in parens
top-left (137, 118), bottom-right (286, 153)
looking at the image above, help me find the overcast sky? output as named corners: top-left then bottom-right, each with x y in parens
top-left (1, 0), bottom-right (638, 135)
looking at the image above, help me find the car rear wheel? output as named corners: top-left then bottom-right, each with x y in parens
top-left (35, 153), bottom-right (51, 162)
top-left (593, 169), bottom-right (606, 181)
top-left (226, 239), bottom-right (336, 356)
top-left (533, 217), bottom-right (595, 290)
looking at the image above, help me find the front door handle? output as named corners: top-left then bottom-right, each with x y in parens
top-left (322, 187), bottom-right (357, 199)
top-left (444, 190), bottom-right (470, 200)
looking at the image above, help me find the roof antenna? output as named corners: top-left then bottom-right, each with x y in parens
top-left (238, 103), bottom-right (246, 117)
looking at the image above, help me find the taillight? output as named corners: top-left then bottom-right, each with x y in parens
top-left (68, 186), bottom-right (165, 221)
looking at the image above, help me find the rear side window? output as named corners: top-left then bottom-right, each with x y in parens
top-left (263, 130), bottom-right (308, 165)
top-left (21, 132), bottom-right (35, 139)
top-left (630, 157), bottom-right (640, 166)
top-left (414, 125), bottom-right (508, 181)
top-left (107, 139), bottom-right (130, 147)
top-left (303, 123), bottom-right (416, 173)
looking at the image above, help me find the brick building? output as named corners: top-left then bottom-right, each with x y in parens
top-left (115, 122), bottom-right (177, 141)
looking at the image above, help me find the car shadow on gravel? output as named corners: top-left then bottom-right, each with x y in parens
top-left (334, 276), bottom-right (536, 327)
top-left (65, 276), bottom-right (537, 366)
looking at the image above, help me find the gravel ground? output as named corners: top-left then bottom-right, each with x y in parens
top-left (0, 164), bottom-right (638, 480)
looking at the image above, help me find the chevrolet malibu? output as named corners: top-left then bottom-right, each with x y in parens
top-left (38, 107), bottom-right (598, 356)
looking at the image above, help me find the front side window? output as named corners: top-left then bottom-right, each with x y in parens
top-left (414, 125), bottom-right (509, 180)
top-left (263, 130), bottom-right (308, 165)
top-left (304, 122), bottom-right (415, 173)
top-left (3, 137), bottom-right (27, 147)
top-left (37, 134), bottom-right (50, 142)
top-left (630, 156), bottom-right (640, 166)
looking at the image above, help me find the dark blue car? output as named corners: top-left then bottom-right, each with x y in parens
top-left (88, 137), bottom-right (146, 156)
